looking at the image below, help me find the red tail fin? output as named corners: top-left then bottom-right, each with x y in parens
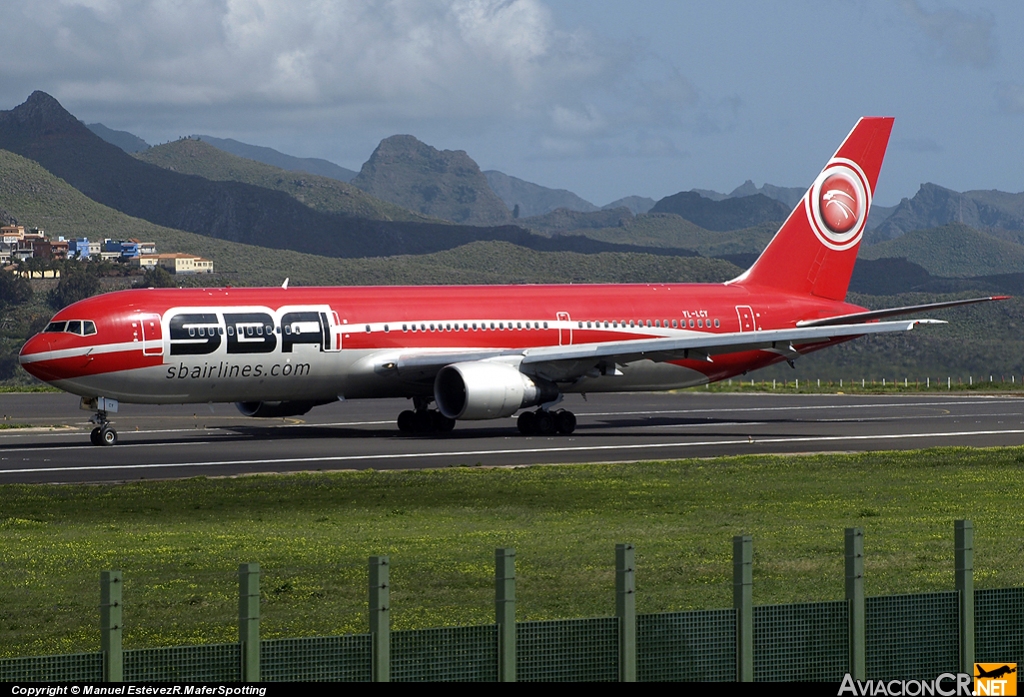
top-left (731, 117), bottom-right (894, 301)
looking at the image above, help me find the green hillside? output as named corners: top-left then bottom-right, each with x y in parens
top-left (134, 139), bottom-right (432, 223)
top-left (568, 214), bottom-right (777, 256)
top-left (0, 149), bottom-right (739, 288)
top-left (752, 290), bottom-right (1024, 381)
top-left (859, 223), bottom-right (1024, 277)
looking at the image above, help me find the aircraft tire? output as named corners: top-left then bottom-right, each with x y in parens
top-left (100, 426), bottom-right (118, 446)
top-left (555, 410), bottom-right (577, 434)
top-left (412, 410), bottom-right (434, 433)
top-left (534, 410), bottom-right (556, 436)
top-left (90, 427), bottom-right (102, 446)
top-left (432, 411), bottom-right (456, 433)
top-left (397, 410), bottom-right (416, 433)
top-left (517, 411), bottom-right (537, 435)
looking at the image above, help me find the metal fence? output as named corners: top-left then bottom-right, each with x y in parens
top-left (2, 521), bottom-right (1021, 682)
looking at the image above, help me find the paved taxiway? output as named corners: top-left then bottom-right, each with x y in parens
top-left (1, 391), bottom-right (1023, 484)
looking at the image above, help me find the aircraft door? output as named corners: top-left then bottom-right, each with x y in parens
top-left (322, 311), bottom-right (343, 352)
top-left (557, 312), bottom-right (572, 346)
top-left (139, 313), bottom-right (164, 356)
top-left (735, 305), bottom-right (756, 332)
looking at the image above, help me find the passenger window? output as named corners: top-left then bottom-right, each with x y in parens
top-left (188, 327), bottom-right (196, 337)
top-left (714, 319), bottom-right (720, 328)
top-left (672, 320), bottom-right (678, 328)
top-left (689, 319), bottom-right (695, 328)
top-left (698, 319), bottom-right (703, 328)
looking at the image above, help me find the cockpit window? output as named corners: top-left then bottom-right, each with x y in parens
top-left (42, 319), bottom-right (97, 336)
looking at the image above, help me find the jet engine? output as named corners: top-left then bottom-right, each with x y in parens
top-left (434, 362), bottom-right (558, 420)
top-left (235, 400), bottom-right (324, 418)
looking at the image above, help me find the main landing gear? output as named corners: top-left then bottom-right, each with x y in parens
top-left (89, 412), bottom-right (118, 446)
top-left (517, 409), bottom-right (576, 436)
top-left (397, 408), bottom-right (456, 434)
top-left (397, 396), bottom-right (455, 435)
top-left (395, 398), bottom-right (577, 436)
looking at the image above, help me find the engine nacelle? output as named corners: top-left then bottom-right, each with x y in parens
top-left (235, 400), bottom-right (322, 418)
top-left (434, 362), bottom-right (558, 420)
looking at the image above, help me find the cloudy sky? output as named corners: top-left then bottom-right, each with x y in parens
top-left (3, 0), bottom-right (1022, 207)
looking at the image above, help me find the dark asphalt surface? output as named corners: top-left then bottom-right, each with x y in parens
top-left (2, 391), bottom-right (1023, 484)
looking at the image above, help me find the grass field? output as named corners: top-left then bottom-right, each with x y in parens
top-left (2, 447), bottom-right (1023, 658)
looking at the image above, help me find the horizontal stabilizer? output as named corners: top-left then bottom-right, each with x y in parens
top-left (797, 295), bottom-right (1009, 327)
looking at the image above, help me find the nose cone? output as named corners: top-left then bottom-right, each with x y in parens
top-left (19, 332), bottom-right (58, 382)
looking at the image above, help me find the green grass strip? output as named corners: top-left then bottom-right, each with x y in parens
top-left (1, 446), bottom-right (1022, 657)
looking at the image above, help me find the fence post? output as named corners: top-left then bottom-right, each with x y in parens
top-left (495, 548), bottom-right (516, 683)
top-left (616, 543), bottom-right (636, 682)
top-left (845, 528), bottom-right (865, 680)
top-left (238, 563), bottom-right (260, 682)
top-left (955, 520), bottom-right (974, 673)
top-left (733, 535), bottom-right (753, 682)
top-left (100, 570), bottom-right (123, 683)
top-left (370, 555), bottom-right (390, 682)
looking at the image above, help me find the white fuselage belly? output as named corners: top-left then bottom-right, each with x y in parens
top-left (49, 346), bottom-right (709, 405)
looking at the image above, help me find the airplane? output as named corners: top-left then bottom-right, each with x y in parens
top-left (18, 117), bottom-right (1007, 446)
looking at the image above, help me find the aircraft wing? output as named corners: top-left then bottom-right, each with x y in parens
top-left (395, 319), bottom-right (938, 382)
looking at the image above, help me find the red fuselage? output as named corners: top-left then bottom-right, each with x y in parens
top-left (19, 282), bottom-right (863, 405)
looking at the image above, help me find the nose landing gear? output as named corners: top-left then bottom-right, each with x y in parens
top-left (82, 397), bottom-right (120, 446)
top-left (89, 413), bottom-right (118, 446)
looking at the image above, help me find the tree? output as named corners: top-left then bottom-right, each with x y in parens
top-left (47, 266), bottom-right (100, 309)
top-left (0, 269), bottom-right (32, 309)
top-left (133, 265), bottom-right (177, 288)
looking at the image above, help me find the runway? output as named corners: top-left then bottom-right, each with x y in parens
top-left (1, 391), bottom-right (1023, 484)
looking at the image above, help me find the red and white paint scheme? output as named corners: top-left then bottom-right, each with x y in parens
top-left (18, 117), bottom-right (1006, 445)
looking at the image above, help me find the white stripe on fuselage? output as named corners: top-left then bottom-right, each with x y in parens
top-left (19, 340), bottom-right (143, 364)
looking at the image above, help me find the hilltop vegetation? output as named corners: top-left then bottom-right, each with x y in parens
top-left (650, 191), bottom-right (787, 231)
top-left (135, 138), bottom-right (432, 222)
top-left (858, 223), bottom-right (1024, 277)
top-left (567, 214), bottom-right (777, 257)
top-left (193, 134), bottom-right (358, 182)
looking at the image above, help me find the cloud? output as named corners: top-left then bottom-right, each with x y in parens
top-left (899, 0), bottom-right (997, 69)
top-left (2, 0), bottom-right (610, 118)
top-left (0, 0), bottom-right (723, 166)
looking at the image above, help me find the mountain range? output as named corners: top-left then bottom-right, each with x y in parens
top-left (5, 90), bottom-right (1024, 290)
top-left (4, 90), bottom-right (1024, 382)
